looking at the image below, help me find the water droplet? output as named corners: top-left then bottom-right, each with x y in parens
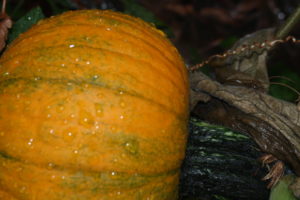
top-left (34, 77), bottom-right (41, 81)
top-left (51, 175), bottom-right (56, 179)
top-left (61, 176), bottom-right (66, 180)
top-left (27, 16), bottom-right (32, 20)
top-left (116, 191), bottom-right (121, 195)
top-left (70, 114), bottom-right (75, 118)
top-left (75, 58), bottom-right (79, 62)
top-left (27, 138), bottom-right (34, 146)
top-left (79, 110), bottom-right (95, 127)
top-left (106, 27), bottom-right (111, 31)
top-left (67, 82), bottom-right (73, 86)
top-left (49, 129), bottom-right (55, 134)
top-left (111, 171), bottom-right (116, 176)
top-left (69, 44), bottom-right (75, 48)
top-left (47, 114), bottom-right (52, 118)
top-left (124, 141), bottom-right (138, 155)
top-left (48, 163), bottom-right (55, 169)
top-left (119, 91), bottom-right (124, 95)
top-left (73, 150), bottom-right (79, 154)
top-left (86, 61), bottom-right (91, 65)
top-left (3, 72), bottom-right (9, 76)
top-left (61, 63), bottom-right (65, 67)
top-left (68, 132), bottom-right (72, 136)
top-left (119, 115), bottom-right (124, 119)
top-left (93, 75), bottom-right (99, 80)
top-left (95, 103), bottom-right (103, 116)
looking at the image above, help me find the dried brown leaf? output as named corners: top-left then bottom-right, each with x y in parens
top-left (190, 71), bottom-right (300, 179)
top-left (216, 28), bottom-right (276, 90)
top-left (0, 13), bottom-right (12, 51)
top-left (290, 177), bottom-right (300, 198)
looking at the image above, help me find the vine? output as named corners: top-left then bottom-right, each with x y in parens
top-left (189, 4), bottom-right (300, 72)
top-left (188, 35), bottom-right (300, 72)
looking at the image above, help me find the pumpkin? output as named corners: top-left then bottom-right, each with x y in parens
top-left (0, 10), bottom-right (189, 199)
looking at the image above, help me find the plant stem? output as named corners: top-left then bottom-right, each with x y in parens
top-left (1, 0), bottom-right (6, 14)
top-left (276, 5), bottom-right (300, 39)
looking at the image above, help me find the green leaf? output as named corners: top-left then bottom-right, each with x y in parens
top-left (7, 7), bottom-right (45, 44)
top-left (269, 175), bottom-right (297, 200)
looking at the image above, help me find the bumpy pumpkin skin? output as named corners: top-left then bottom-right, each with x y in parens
top-left (0, 10), bottom-right (189, 199)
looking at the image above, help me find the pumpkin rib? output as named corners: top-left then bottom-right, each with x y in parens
top-left (0, 44), bottom-right (187, 96)
top-left (0, 72), bottom-right (186, 116)
top-left (80, 10), bottom-right (177, 57)
top-left (0, 132), bottom-right (185, 177)
top-left (0, 152), bottom-right (179, 199)
top-left (0, 52), bottom-right (183, 98)
top-left (0, 109), bottom-right (186, 145)
top-left (0, 141), bottom-right (184, 175)
top-left (98, 11), bottom-right (183, 63)
top-left (0, 77), bottom-right (185, 119)
top-left (5, 24), bottom-right (187, 87)
top-left (82, 12), bottom-right (186, 77)
top-left (8, 22), bottom-right (176, 65)
top-left (8, 9), bottom-right (185, 69)
top-left (0, 150), bottom-right (180, 177)
top-left (17, 10), bottom-right (181, 71)
top-left (2, 108), bottom-right (186, 136)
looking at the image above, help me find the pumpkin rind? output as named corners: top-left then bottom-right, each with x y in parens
top-left (0, 10), bottom-right (189, 199)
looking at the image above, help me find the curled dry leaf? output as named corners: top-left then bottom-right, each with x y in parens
top-left (214, 28), bottom-right (275, 91)
top-left (0, 13), bottom-right (12, 51)
top-left (190, 70), bottom-right (300, 187)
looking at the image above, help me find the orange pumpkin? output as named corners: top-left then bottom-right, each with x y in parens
top-left (0, 10), bottom-right (189, 199)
